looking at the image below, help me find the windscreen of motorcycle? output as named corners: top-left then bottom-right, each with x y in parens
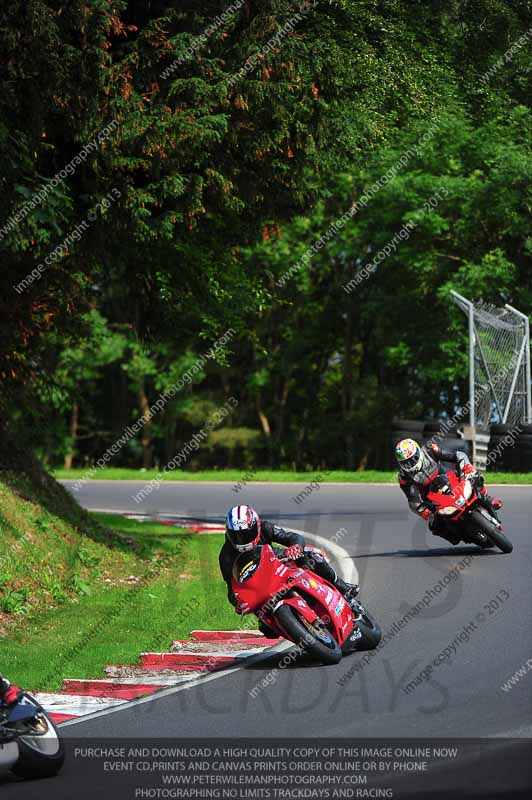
top-left (232, 546), bottom-right (263, 583)
top-left (431, 473), bottom-right (452, 494)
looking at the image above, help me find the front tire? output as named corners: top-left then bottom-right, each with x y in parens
top-left (11, 696), bottom-right (65, 779)
top-left (274, 605), bottom-right (342, 665)
top-left (469, 510), bottom-right (513, 554)
top-left (344, 600), bottom-right (382, 652)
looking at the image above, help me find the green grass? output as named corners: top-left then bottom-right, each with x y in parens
top-left (478, 473), bottom-right (532, 483)
top-left (0, 472), bottom-right (140, 624)
top-left (53, 467), bottom-right (398, 482)
top-left (54, 468), bottom-right (399, 482)
top-left (1, 497), bottom-right (255, 691)
top-left (53, 467), bottom-right (532, 483)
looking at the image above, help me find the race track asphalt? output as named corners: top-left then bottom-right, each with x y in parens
top-left (57, 480), bottom-right (532, 739)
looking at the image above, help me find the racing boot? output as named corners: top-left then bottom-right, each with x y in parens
top-left (478, 482), bottom-right (503, 513)
top-left (468, 531), bottom-right (489, 547)
top-left (488, 496), bottom-right (503, 511)
top-left (335, 578), bottom-right (360, 608)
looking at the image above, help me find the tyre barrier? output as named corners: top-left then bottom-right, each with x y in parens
top-left (487, 424), bottom-right (532, 472)
top-left (422, 421), bottom-right (460, 443)
top-left (390, 419), bottom-right (532, 472)
top-left (422, 423), bottom-right (471, 458)
top-left (488, 425), bottom-right (516, 472)
top-left (436, 437), bottom-right (472, 458)
top-left (516, 424), bottom-right (532, 472)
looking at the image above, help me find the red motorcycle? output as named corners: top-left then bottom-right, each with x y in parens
top-left (231, 544), bottom-right (381, 664)
top-left (426, 471), bottom-right (512, 554)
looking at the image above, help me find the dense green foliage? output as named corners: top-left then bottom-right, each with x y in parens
top-left (1, 1), bottom-right (531, 470)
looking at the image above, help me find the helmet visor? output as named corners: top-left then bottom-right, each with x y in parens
top-left (401, 451), bottom-right (422, 472)
top-left (231, 526), bottom-right (258, 548)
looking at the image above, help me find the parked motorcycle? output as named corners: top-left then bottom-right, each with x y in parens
top-left (427, 472), bottom-right (512, 553)
top-left (231, 544), bottom-right (381, 664)
top-left (0, 691), bottom-right (65, 779)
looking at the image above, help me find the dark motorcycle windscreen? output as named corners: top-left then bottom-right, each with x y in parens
top-left (7, 703), bottom-right (39, 723)
top-left (431, 474), bottom-right (452, 493)
top-left (232, 547), bottom-right (263, 582)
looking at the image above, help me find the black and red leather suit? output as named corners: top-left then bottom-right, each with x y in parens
top-left (398, 443), bottom-right (500, 543)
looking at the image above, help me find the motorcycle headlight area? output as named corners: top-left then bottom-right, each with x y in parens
top-left (463, 480), bottom-right (473, 499)
top-left (438, 506), bottom-right (458, 515)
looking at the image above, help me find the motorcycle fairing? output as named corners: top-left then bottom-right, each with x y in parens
top-left (7, 702), bottom-right (39, 724)
top-left (232, 544), bottom-right (354, 647)
top-left (274, 596), bottom-right (319, 625)
top-left (426, 470), bottom-right (478, 519)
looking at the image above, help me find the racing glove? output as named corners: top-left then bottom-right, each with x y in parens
top-left (235, 598), bottom-right (251, 615)
top-left (461, 462), bottom-right (478, 479)
top-left (282, 545), bottom-right (305, 562)
top-left (461, 463), bottom-right (487, 493)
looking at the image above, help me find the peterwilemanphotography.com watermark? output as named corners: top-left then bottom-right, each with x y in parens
top-left (13, 188), bottom-right (121, 295)
top-left (1, 120), bottom-right (118, 243)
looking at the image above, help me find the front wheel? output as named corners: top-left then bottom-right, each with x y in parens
top-left (468, 510), bottom-right (513, 554)
top-left (344, 600), bottom-right (382, 653)
top-left (274, 605), bottom-right (342, 665)
top-left (11, 695), bottom-right (65, 779)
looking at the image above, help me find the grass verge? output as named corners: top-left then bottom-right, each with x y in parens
top-left (53, 468), bottom-right (532, 484)
top-left (1, 488), bottom-right (253, 691)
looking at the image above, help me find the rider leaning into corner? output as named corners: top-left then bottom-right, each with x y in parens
top-left (395, 438), bottom-right (503, 545)
top-left (0, 674), bottom-right (22, 707)
top-left (219, 505), bottom-right (359, 635)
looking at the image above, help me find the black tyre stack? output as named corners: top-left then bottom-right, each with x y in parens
top-left (488, 425), bottom-right (515, 472)
top-left (422, 421), bottom-right (472, 458)
top-left (489, 423), bottom-right (532, 472)
top-left (516, 424), bottom-right (532, 472)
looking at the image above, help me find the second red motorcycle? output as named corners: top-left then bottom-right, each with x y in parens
top-left (426, 471), bottom-right (512, 553)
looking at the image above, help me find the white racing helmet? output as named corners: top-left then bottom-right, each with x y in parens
top-left (225, 505), bottom-right (261, 552)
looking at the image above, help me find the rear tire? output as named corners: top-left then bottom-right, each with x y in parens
top-left (274, 605), bottom-right (342, 665)
top-left (469, 510), bottom-right (513, 554)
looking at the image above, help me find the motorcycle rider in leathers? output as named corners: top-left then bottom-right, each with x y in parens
top-left (396, 438), bottom-right (503, 545)
top-left (219, 505), bottom-right (359, 635)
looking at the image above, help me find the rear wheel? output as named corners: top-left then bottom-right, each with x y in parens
top-left (274, 605), bottom-right (342, 665)
top-left (469, 510), bottom-right (513, 554)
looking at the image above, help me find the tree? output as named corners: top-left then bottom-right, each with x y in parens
top-left (235, 106), bottom-right (531, 468)
top-left (2, 1), bottom-right (531, 471)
